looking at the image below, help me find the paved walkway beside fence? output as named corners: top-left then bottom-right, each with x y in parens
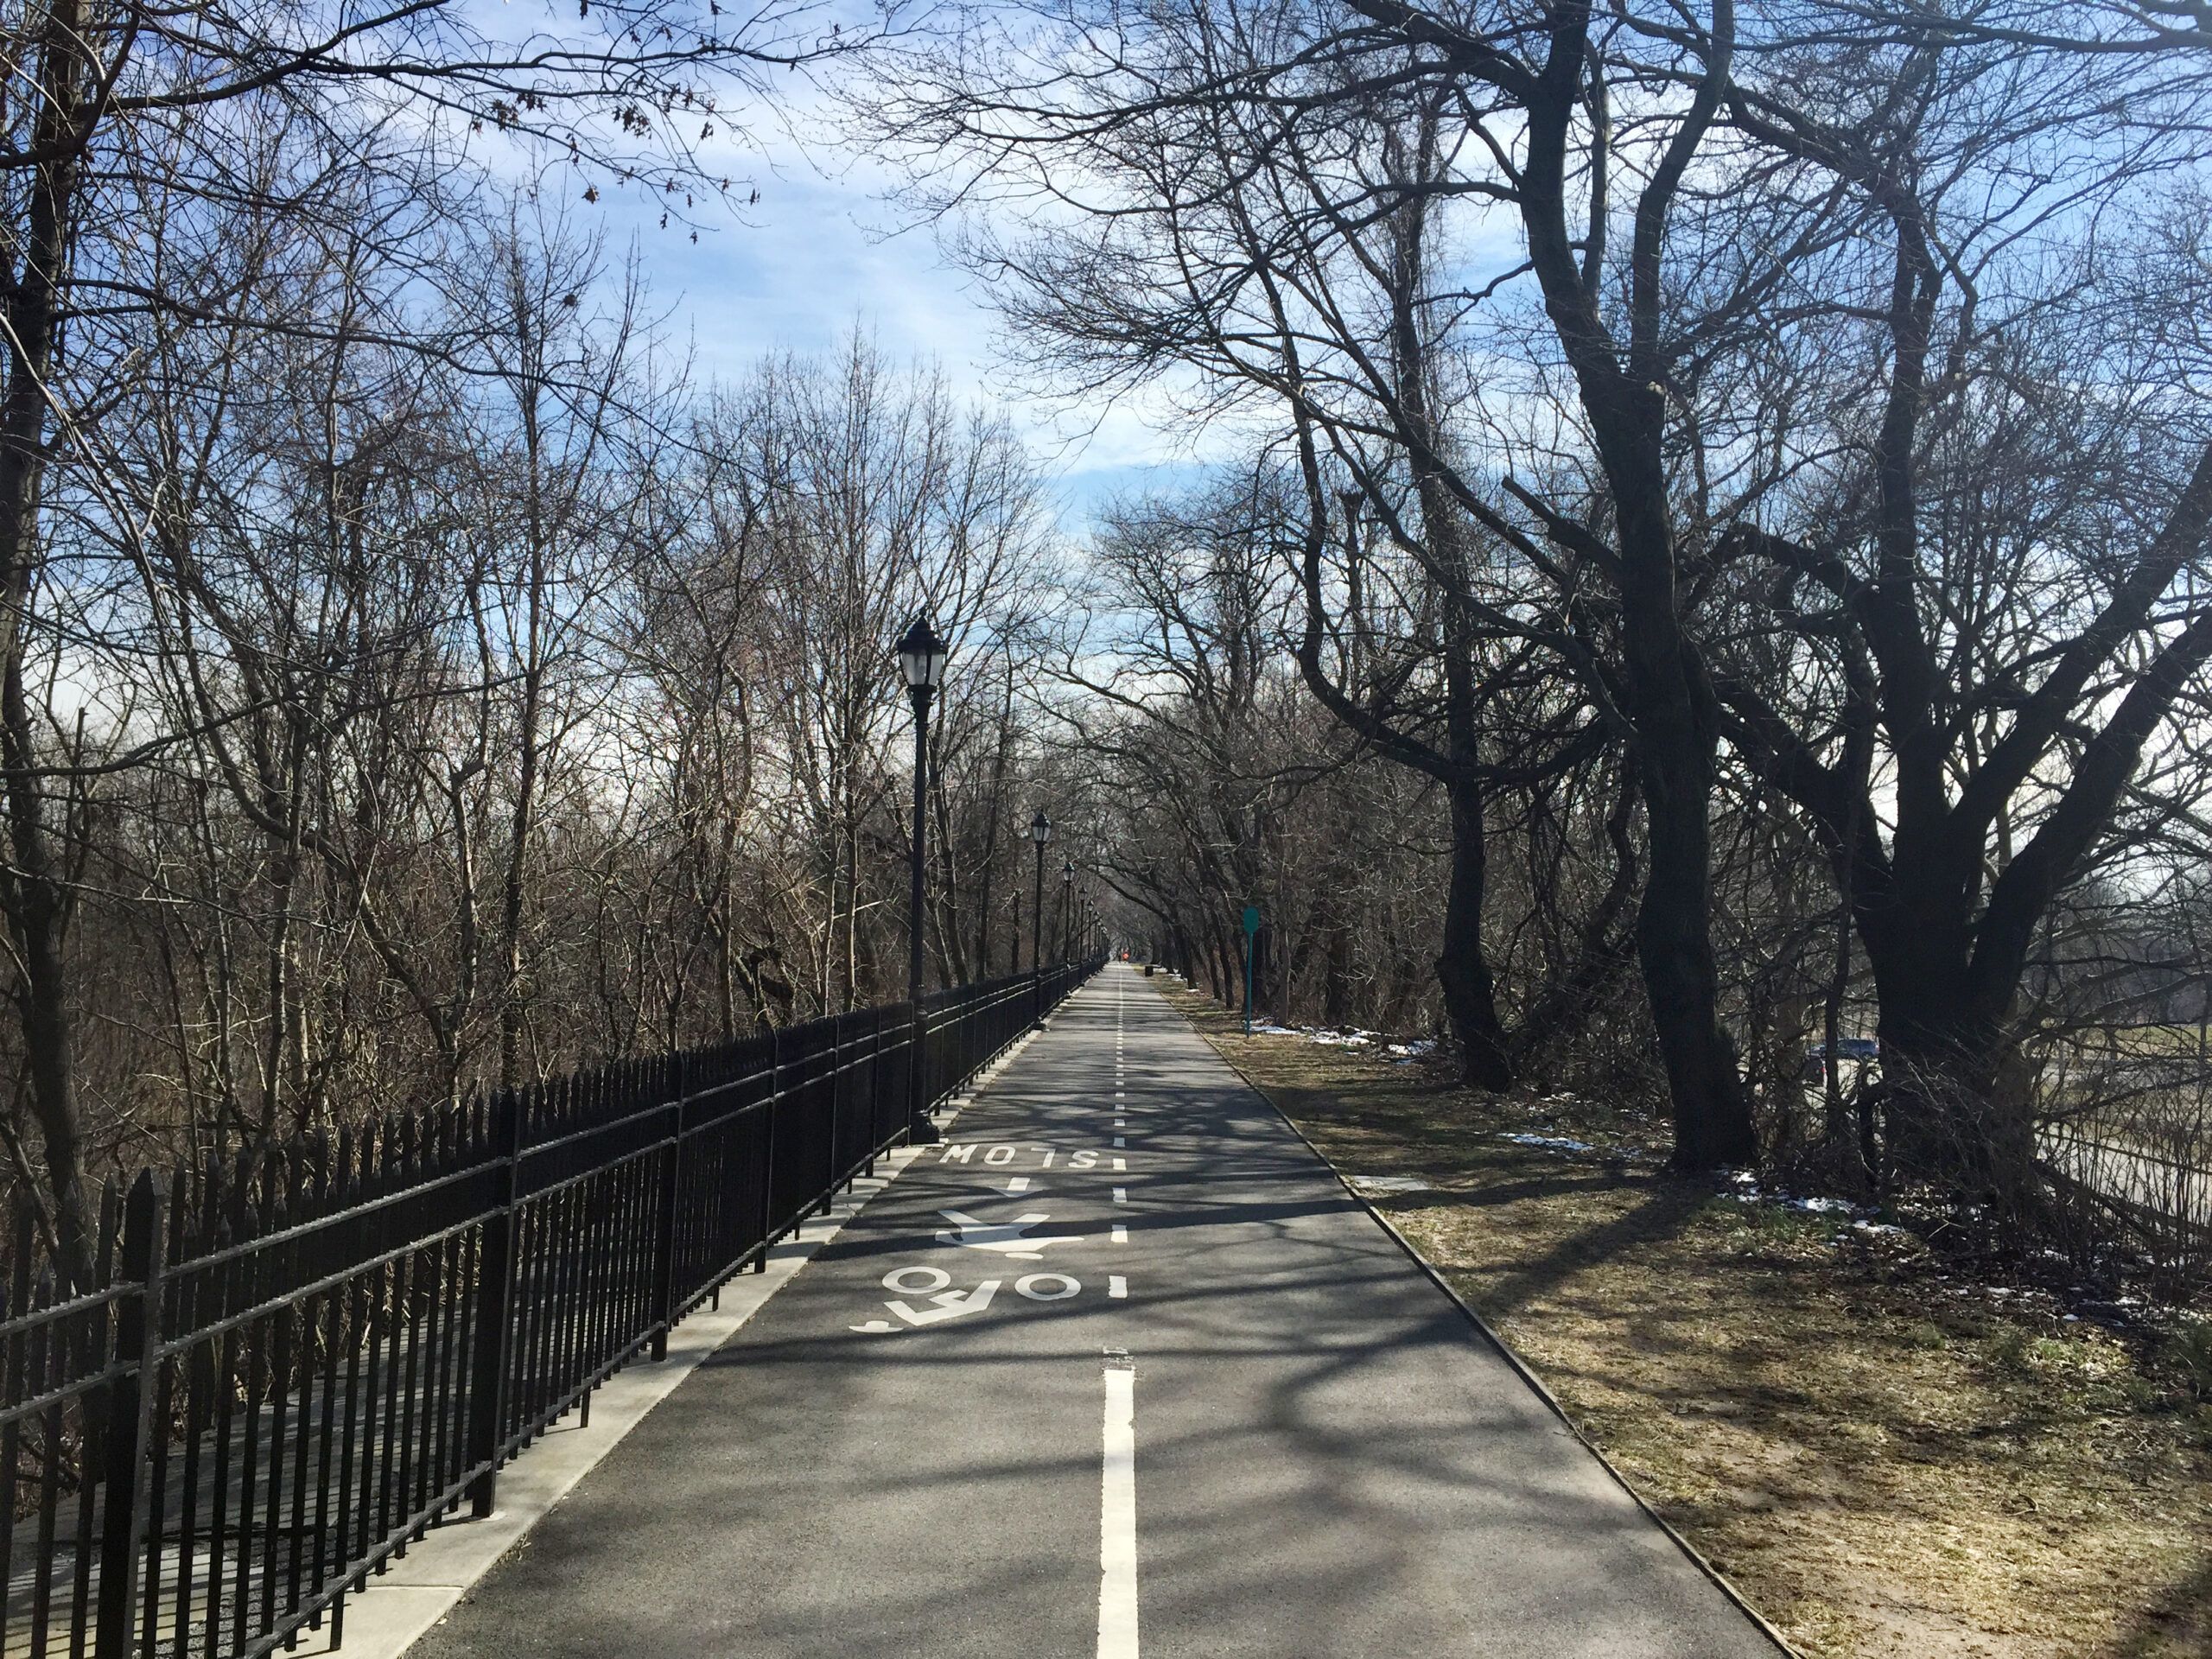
top-left (407, 964), bottom-right (1778, 1658)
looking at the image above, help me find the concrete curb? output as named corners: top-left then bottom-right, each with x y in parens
top-left (303, 1025), bottom-right (1049, 1659)
top-left (1156, 983), bottom-right (1802, 1659)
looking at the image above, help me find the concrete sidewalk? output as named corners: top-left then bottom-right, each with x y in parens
top-left (407, 964), bottom-right (1781, 1658)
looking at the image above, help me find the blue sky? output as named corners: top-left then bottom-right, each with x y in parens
top-left (582, 133), bottom-right (1213, 530)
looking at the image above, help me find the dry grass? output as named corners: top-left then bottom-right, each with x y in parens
top-left (1164, 984), bottom-right (2212, 1658)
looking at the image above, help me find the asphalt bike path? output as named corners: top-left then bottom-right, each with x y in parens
top-left (410, 963), bottom-right (1777, 1658)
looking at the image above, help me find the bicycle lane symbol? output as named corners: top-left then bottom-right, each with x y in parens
top-left (849, 1264), bottom-right (1082, 1334)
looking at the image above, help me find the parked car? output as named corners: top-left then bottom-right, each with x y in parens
top-left (1801, 1036), bottom-right (1878, 1082)
top-left (1810, 1037), bottom-right (1879, 1061)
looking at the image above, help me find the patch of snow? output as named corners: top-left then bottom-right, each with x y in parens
top-left (1249, 1022), bottom-right (1378, 1048)
top-left (1792, 1197), bottom-right (1857, 1214)
top-left (1729, 1181), bottom-right (1867, 1217)
top-left (1499, 1132), bottom-right (1595, 1154)
top-left (1727, 1183), bottom-right (1910, 1231)
top-left (1386, 1039), bottom-right (1437, 1058)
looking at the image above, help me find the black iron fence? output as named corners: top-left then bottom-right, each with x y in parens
top-left (0, 958), bottom-right (1100, 1659)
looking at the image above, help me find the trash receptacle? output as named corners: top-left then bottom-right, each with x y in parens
top-left (1144, 963), bottom-right (1155, 977)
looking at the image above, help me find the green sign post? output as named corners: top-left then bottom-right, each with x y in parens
top-left (1242, 905), bottom-right (1260, 1036)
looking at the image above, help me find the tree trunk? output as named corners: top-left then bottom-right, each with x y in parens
top-left (1627, 654), bottom-right (1758, 1167)
top-left (1863, 912), bottom-right (2037, 1204)
top-left (1513, 8), bottom-right (1756, 1170)
top-left (0, 0), bottom-right (94, 1289)
top-left (1438, 774), bottom-right (1514, 1089)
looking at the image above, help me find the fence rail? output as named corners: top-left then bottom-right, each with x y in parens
top-left (2040, 1126), bottom-right (2212, 1275)
top-left (1, 958), bottom-right (1101, 1659)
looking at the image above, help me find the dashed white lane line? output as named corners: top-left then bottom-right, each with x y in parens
top-left (1007, 1176), bottom-right (1031, 1193)
top-left (1108, 1274), bottom-right (1128, 1300)
top-left (1112, 1136), bottom-right (1126, 1148)
top-left (1112, 1156), bottom-right (1125, 1173)
top-left (1111, 1224), bottom-right (1128, 1243)
top-left (1112, 1186), bottom-right (1128, 1204)
top-left (1098, 1355), bottom-right (1140, 1659)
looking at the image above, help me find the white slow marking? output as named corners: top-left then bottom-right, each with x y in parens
top-left (1098, 1357), bottom-right (1139, 1659)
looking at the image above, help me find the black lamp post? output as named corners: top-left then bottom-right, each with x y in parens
top-left (1027, 810), bottom-right (1052, 973)
top-left (897, 614), bottom-right (950, 1143)
top-left (1060, 857), bottom-right (1074, 963)
top-left (1028, 809), bottom-right (1052, 1025)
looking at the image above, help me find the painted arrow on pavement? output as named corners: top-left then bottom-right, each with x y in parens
top-left (935, 1209), bottom-right (1080, 1260)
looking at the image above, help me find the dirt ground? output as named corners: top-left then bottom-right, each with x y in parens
top-left (1166, 984), bottom-right (2212, 1659)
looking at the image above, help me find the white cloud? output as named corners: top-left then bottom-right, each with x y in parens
top-left (576, 113), bottom-right (1224, 528)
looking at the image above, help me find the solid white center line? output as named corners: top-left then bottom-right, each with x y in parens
top-left (1098, 1357), bottom-right (1140, 1659)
